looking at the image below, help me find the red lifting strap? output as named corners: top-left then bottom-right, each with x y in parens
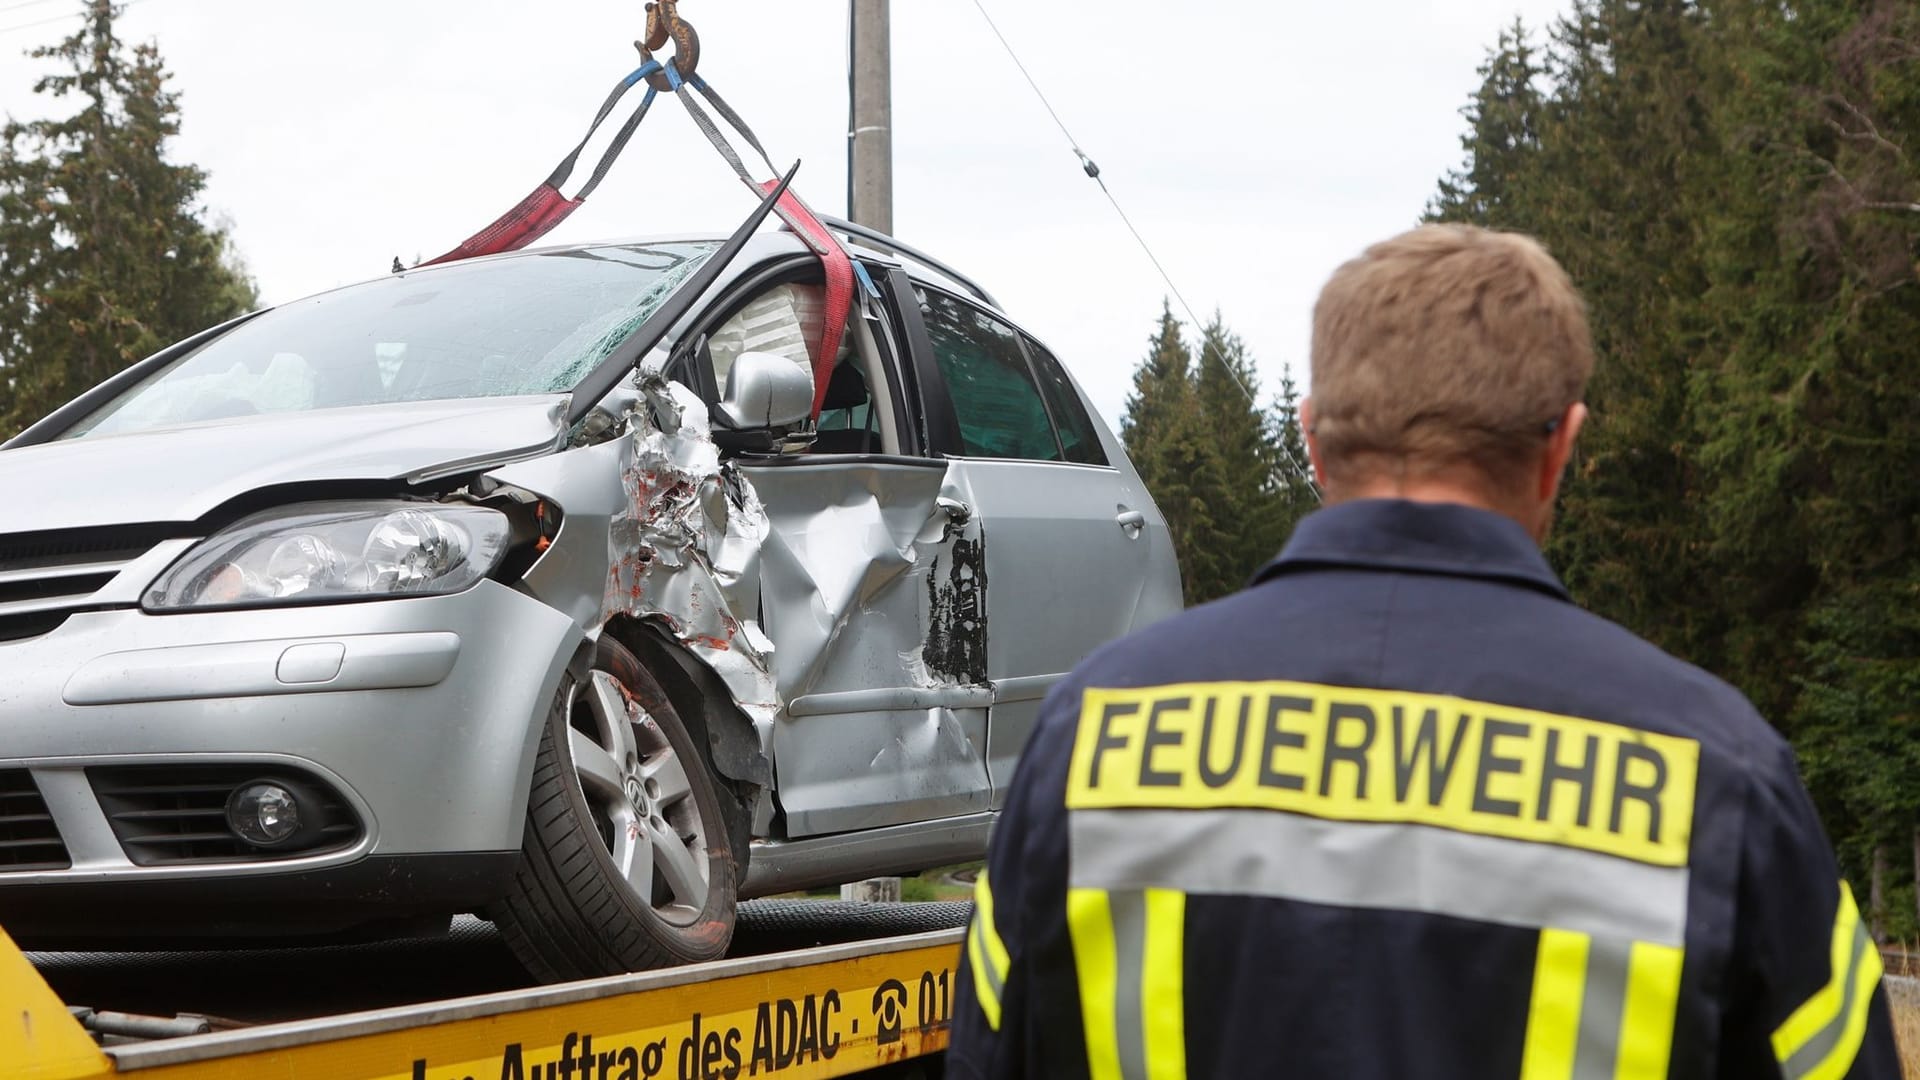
top-left (421, 184), bottom-right (584, 267)
top-left (758, 181), bottom-right (854, 417)
top-left (417, 53), bottom-right (855, 419)
top-left (420, 62), bottom-right (664, 267)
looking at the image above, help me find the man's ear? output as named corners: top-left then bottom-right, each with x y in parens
top-left (1539, 402), bottom-right (1587, 504)
top-left (1302, 398), bottom-right (1328, 486)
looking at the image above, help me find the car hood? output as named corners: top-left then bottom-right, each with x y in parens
top-left (0, 396), bottom-right (567, 531)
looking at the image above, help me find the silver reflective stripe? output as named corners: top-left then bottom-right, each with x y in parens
top-left (1573, 936), bottom-right (1632, 1080)
top-left (1783, 917), bottom-right (1876, 1080)
top-left (1110, 890), bottom-right (1151, 1080)
top-left (1069, 807), bottom-right (1689, 946)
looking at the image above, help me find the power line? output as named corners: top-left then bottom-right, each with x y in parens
top-left (0, 0), bottom-right (152, 38)
top-left (0, 0), bottom-right (70, 17)
top-left (967, 0), bottom-right (1319, 501)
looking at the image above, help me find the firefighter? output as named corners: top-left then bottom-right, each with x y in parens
top-left (949, 224), bottom-right (1900, 1079)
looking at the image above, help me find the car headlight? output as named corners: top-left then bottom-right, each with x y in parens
top-left (145, 501), bottom-right (511, 611)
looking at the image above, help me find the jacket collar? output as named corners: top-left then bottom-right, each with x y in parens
top-left (1252, 499), bottom-right (1571, 601)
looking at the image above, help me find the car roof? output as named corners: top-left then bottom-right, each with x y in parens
top-left (283, 227), bottom-right (996, 316)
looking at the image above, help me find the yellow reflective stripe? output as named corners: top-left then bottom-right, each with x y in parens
top-left (968, 913), bottom-right (1003, 1031)
top-left (1773, 880), bottom-right (1881, 1080)
top-left (974, 869), bottom-right (1011, 979)
top-left (1801, 938), bottom-right (1885, 1080)
top-left (1069, 887), bottom-right (1124, 1080)
top-left (1613, 942), bottom-right (1683, 1079)
top-left (1140, 888), bottom-right (1188, 1079)
top-left (1773, 881), bottom-right (1862, 1056)
top-left (1522, 928), bottom-right (1590, 1079)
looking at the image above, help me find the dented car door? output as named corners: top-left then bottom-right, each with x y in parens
top-left (743, 460), bottom-right (993, 835)
top-left (704, 276), bottom-right (993, 837)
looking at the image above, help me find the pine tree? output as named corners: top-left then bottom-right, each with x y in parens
top-left (1122, 305), bottom-right (1222, 604)
top-left (0, 0), bottom-right (256, 436)
top-left (1120, 302), bottom-right (1192, 456)
top-left (1430, 0), bottom-right (1920, 918)
top-left (1192, 313), bottom-right (1286, 598)
top-left (1123, 305), bottom-right (1316, 606)
top-left (1428, 19), bottom-right (1547, 228)
top-left (1270, 365), bottom-right (1316, 544)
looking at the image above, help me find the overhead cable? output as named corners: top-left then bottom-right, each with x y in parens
top-left (0, 0), bottom-right (154, 38)
top-left (967, 0), bottom-right (1320, 500)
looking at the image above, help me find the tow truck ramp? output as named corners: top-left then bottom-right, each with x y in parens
top-left (8, 904), bottom-right (967, 1080)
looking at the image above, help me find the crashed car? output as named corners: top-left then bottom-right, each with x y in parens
top-left (0, 212), bottom-right (1182, 980)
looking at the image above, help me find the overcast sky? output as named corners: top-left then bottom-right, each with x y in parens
top-left (0, 0), bottom-right (1572, 426)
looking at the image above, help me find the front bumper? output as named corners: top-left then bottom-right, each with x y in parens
top-left (0, 581), bottom-right (580, 931)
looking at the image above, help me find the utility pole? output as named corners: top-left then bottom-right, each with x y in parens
top-left (847, 0), bottom-right (892, 233)
top-left (844, 0), bottom-right (901, 905)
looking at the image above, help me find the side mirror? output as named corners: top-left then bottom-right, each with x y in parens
top-left (714, 351), bottom-right (814, 432)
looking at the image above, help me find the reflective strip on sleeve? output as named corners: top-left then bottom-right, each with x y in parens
top-left (1069, 887), bottom-right (1189, 1080)
top-left (1772, 881), bottom-right (1883, 1080)
top-left (1520, 929), bottom-right (1683, 1080)
top-left (968, 869), bottom-right (1012, 1031)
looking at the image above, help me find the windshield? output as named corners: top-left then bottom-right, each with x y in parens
top-left (66, 241), bottom-right (717, 439)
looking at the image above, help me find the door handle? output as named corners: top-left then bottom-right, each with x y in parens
top-left (938, 497), bottom-right (973, 525)
top-left (1116, 509), bottom-right (1146, 537)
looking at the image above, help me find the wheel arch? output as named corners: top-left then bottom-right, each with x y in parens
top-left (600, 616), bottom-right (766, 875)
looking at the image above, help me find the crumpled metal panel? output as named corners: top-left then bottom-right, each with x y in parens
top-left (589, 360), bottom-right (993, 836)
top-left (747, 464), bottom-right (966, 699)
top-left (600, 374), bottom-right (781, 772)
top-left (743, 461), bottom-right (993, 835)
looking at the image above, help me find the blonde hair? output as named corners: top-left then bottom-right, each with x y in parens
top-left (1309, 224), bottom-right (1594, 490)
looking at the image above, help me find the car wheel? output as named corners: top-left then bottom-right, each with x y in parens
top-left (493, 636), bottom-right (738, 981)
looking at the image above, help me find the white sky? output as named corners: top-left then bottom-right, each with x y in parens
top-left (0, 0), bottom-right (1573, 427)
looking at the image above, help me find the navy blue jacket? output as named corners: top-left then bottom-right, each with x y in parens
top-left (950, 499), bottom-right (1897, 1079)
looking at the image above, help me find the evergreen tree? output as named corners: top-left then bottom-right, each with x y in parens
top-left (1430, 0), bottom-right (1920, 925)
top-left (1123, 305), bottom-right (1317, 606)
top-left (1122, 305), bottom-right (1223, 604)
top-left (1120, 302), bottom-right (1192, 455)
top-left (1192, 313), bottom-right (1286, 598)
top-left (1429, 19), bottom-right (1547, 228)
top-left (1270, 365), bottom-right (1316, 545)
top-left (0, 0), bottom-right (256, 436)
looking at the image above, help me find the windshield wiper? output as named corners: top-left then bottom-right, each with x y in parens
top-left (565, 161), bottom-right (800, 427)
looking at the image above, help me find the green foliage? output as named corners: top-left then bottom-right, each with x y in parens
top-left (1433, 0), bottom-right (1920, 924)
top-left (0, 0), bottom-right (256, 437)
top-left (1121, 303), bottom-right (1315, 605)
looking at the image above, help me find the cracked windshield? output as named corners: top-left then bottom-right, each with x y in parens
top-left (65, 241), bottom-right (717, 439)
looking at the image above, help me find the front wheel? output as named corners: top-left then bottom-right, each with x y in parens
top-left (493, 636), bottom-right (738, 982)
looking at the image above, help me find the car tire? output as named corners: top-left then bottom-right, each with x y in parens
top-left (493, 636), bottom-right (739, 982)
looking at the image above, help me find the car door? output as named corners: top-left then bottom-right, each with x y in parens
top-left (894, 282), bottom-right (1173, 801)
top-left (682, 265), bottom-right (993, 837)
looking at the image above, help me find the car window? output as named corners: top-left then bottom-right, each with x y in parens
top-left (66, 242), bottom-right (718, 439)
top-left (1020, 335), bottom-right (1108, 466)
top-left (914, 287), bottom-right (1061, 462)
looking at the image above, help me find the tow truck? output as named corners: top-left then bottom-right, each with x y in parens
top-left (8, 900), bottom-right (967, 1079)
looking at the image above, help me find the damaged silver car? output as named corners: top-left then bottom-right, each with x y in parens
top-left (0, 205), bottom-right (1181, 980)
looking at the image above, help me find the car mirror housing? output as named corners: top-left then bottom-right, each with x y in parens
top-left (714, 351), bottom-right (814, 433)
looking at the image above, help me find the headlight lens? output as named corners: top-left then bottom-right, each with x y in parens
top-left (145, 501), bottom-right (511, 610)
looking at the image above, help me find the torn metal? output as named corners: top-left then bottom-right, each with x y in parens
top-left (594, 356), bottom-right (993, 836)
top-left (601, 374), bottom-right (781, 771)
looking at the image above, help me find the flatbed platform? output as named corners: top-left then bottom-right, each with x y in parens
top-left (8, 901), bottom-right (971, 1080)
